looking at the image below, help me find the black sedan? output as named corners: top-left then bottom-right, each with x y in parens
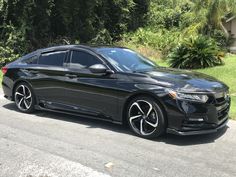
top-left (1, 45), bottom-right (231, 138)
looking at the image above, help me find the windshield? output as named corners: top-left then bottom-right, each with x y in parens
top-left (96, 48), bottom-right (157, 72)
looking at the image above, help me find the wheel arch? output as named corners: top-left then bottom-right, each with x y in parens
top-left (122, 91), bottom-right (168, 126)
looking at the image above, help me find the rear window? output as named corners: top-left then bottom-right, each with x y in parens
top-left (38, 51), bottom-right (66, 66)
top-left (21, 55), bottom-right (38, 64)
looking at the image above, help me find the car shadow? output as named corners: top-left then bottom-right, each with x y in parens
top-left (3, 102), bottom-right (229, 146)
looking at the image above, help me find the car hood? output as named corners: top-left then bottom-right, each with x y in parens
top-left (138, 67), bottom-right (228, 93)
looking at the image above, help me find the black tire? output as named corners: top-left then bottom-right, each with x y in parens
top-left (14, 82), bottom-right (36, 113)
top-left (127, 96), bottom-right (166, 139)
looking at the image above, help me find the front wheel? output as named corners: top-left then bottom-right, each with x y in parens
top-left (14, 82), bottom-right (36, 113)
top-left (127, 96), bottom-right (166, 139)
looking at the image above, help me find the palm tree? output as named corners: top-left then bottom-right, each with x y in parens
top-left (191, 0), bottom-right (236, 38)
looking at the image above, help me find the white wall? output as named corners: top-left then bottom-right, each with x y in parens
top-left (231, 19), bottom-right (236, 38)
top-left (228, 19), bottom-right (236, 52)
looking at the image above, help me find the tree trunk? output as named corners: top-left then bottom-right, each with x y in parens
top-left (220, 22), bottom-right (230, 39)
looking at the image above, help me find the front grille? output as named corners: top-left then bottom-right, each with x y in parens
top-left (214, 91), bottom-right (230, 121)
top-left (216, 97), bottom-right (225, 104)
top-left (217, 104), bottom-right (230, 121)
top-left (182, 121), bottom-right (216, 131)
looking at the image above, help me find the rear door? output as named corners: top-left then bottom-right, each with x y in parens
top-left (27, 50), bottom-right (69, 105)
top-left (63, 49), bottom-right (119, 120)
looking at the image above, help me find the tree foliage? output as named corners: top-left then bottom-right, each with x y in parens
top-left (0, 0), bottom-right (150, 53)
top-left (123, 0), bottom-right (236, 58)
top-left (188, 0), bottom-right (236, 37)
top-left (1, 0), bottom-right (236, 68)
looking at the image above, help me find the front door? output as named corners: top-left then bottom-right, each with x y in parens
top-left (63, 49), bottom-right (119, 120)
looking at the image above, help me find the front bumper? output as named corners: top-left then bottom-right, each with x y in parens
top-left (167, 117), bottom-right (228, 135)
top-left (162, 90), bottom-right (231, 136)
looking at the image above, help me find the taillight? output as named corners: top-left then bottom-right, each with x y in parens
top-left (1, 66), bottom-right (8, 75)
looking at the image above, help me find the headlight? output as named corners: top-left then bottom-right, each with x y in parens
top-left (168, 90), bottom-right (209, 103)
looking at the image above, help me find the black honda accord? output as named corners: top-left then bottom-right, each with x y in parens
top-left (1, 45), bottom-right (231, 138)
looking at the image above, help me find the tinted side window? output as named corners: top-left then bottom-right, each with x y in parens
top-left (39, 51), bottom-right (66, 66)
top-left (22, 55), bottom-right (38, 64)
top-left (70, 50), bottom-right (101, 69)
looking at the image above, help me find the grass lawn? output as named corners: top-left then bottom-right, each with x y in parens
top-left (157, 55), bottom-right (236, 120)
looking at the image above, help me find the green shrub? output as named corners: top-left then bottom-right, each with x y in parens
top-left (0, 24), bottom-right (25, 67)
top-left (122, 27), bottom-right (182, 57)
top-left (90, 29), bottom-right (113, 45)
top-left (0, 45), bottom-right (19, 67)
top-left (168, 36), bottom-right (224, 69)
top-left (1, 24), bottom-right (28, 55)
top-left (210, 29), bottom-right (233, 50)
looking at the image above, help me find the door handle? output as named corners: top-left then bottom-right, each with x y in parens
top-left (65, 74), bottom-right (78, 78)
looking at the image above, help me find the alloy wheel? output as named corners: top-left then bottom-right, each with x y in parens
top-left (128, 100), bottom-right (159, 136)
top-left (15, 84), bottom-right (33, 111)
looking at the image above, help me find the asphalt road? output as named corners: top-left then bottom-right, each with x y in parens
top-left (0, 91), bottom-right (236, 177)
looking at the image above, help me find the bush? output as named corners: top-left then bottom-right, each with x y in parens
top-left (0, 24), bottom-right (25, 67)
top-left (122, 27), bottom-right (182, 57)
top-left (168, 36), bottom-right (224, 69)
top-left (90, 29), bottom-right (113, 45)
top-left (0, 45), bottom-right (19, 67)
top-left (210, 29), bottom-right (233, 50)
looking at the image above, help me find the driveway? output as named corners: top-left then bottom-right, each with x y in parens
top-left (0, 90), bottom-right (236, 177)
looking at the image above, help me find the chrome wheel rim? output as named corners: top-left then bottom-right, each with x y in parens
top-left (129, 100), bottom-right (159, 136)
top-left (15, 85), bottom-right (32, 111)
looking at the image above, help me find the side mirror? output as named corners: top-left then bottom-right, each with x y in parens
top-left (89, 64), bottom-right (114, 74)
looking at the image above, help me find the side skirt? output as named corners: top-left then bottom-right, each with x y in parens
top-left (34, 105), bottom-right (122, 125)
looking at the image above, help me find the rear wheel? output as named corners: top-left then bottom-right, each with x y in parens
top-left (127, 96), bottom-right (166, 138)
top-left (14, 83), bottom-right (35, 113)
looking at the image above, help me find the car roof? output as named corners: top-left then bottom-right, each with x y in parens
top-left (37, 44), bottom-right (127, 53)
top-left (37, 45), bottom-right (93, 53)
top-left (19, 45), bottom-right (128, 61)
